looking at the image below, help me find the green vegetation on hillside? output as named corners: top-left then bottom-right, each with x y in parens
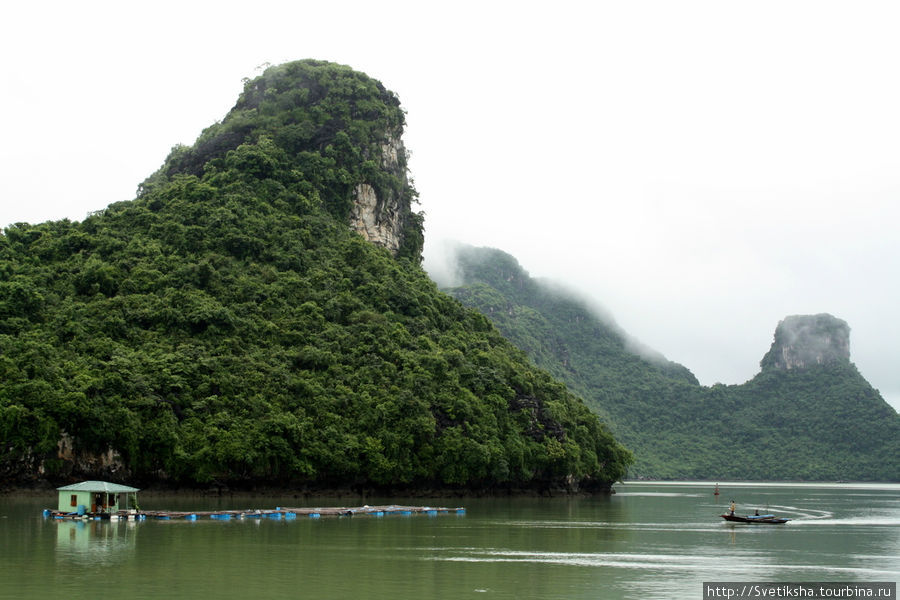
top-left (443, 245), bottom-right (900, 481)
top-left (0, 61), bottom-right (631, 491)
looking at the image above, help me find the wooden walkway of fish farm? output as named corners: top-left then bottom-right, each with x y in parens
top-left (46, 504), bottom-right (466, 521)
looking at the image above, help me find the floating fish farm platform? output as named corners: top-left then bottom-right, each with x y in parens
top-left (43, 504), bottom-right (466, 521)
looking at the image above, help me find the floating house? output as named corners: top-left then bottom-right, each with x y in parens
top-left (56, 481), bottom-right (139, 515)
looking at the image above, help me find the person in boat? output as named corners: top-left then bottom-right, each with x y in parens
top-left (729, 500), bottom-right (736, 515)
top-left (755, 509), bottom-right (759, 516)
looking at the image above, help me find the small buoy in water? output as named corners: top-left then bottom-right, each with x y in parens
top-left (714, 483), bottom-right (720, 496)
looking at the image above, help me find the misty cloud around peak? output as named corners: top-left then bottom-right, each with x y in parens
top-left (425, 240), bottom-right (687, 371)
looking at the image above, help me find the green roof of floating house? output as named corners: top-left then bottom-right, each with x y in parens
top-left (56, 481), bottom-right (139, 493)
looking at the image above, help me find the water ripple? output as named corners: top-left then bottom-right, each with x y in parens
top-left (428, 548), bottom-right (900, 578)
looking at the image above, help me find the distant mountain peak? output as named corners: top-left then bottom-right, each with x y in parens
top-left (761, 313), bottom-right (851, 371)
top-left (440, 245), bottom-right (900, 481)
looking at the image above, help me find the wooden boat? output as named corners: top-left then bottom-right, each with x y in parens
top-left (721, 513), bottom-right (790, 524)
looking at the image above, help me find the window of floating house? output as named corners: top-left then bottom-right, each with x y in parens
top-left (70, 494), bottom-right (78, 507)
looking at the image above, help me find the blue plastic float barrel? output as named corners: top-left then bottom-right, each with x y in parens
top-left (309, 513), bottom-right (320, 519)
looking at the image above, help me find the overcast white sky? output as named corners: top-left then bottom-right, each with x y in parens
top-left (2, 1), bottom-right (898, 411)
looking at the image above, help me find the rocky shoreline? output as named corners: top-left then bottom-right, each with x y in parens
top-left (1, 478), bottom-right (616, 498)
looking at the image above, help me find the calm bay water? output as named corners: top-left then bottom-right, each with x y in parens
top-left (1, 482), bottom-right (897, 599)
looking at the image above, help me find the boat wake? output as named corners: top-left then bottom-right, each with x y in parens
top-left (788, 516), bottom-right (900, 526)
top-left (745, 505), bottom-right (900, 526)
top-left (762, 505), bottom-right (832, 519)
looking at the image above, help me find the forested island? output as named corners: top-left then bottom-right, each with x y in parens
top-left (3, 60), bottom-right (895, 493)
top-left (0, 60), bottom-right (631, 493)
top-left (442, 245), bottom-right (900, 481)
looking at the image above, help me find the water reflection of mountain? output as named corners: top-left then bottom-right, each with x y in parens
top-left (54, 520), bottom-right (137, 564)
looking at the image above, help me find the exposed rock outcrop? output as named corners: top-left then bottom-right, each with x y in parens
top-left (349, 132), bottom-right (408, 254)
top-left (761, 313), bottom-right (850, 371)
top-left (53, 432), bottom-right (129, 482)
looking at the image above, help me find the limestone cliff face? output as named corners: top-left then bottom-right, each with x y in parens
top-left (54, 432), bottom-right (130, 481)
top-left (761, 314), bottom-right (851, 371)
top-left (348, 132), bottom-right (408, 254)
